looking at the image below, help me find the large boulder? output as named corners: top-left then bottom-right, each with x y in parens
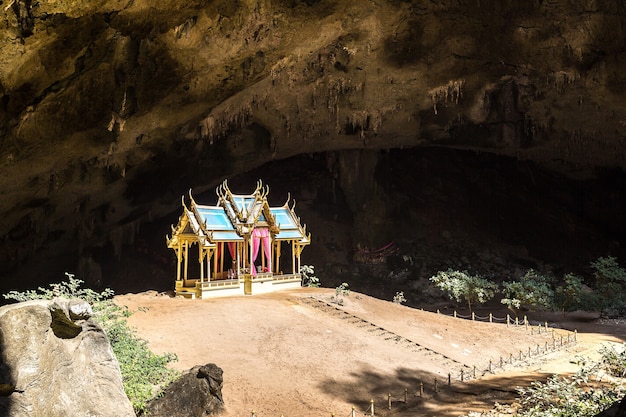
top-left (0, 298), bottom-right (135, 417)
top-left (141, 363), bottom-right (224, 417)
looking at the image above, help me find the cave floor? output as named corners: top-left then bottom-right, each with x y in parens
top-left (114, 287), bottom-right (625, 417)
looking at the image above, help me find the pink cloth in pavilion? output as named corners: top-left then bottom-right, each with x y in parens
top-left (251, 228), bottom-right (271, 275)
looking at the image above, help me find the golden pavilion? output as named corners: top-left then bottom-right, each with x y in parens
top-left (166, 180), bottom-right (311, 299)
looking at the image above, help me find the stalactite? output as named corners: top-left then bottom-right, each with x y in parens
top-left (198, 98), bottom-right (258, 144)
top-left (428, 79), bottom-right (465, 114)
top-left (552, 70), bottom-right (579, 94)
top-left (174, 16), bottom-right (197, 40)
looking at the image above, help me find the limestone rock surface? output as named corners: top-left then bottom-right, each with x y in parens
top-left (0, 298), bottom-right (135, 417)
top-left (141, 363), bottom-right (224, 417)
top-left (0, 0), bottom-right (625, 288)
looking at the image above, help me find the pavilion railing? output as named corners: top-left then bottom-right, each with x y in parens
top-left (272, 273), bottom-right (301, 281)
top-left (198, 279), bottom-right (240, 288)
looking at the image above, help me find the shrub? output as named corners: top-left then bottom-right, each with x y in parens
top-left (430, 269), bottom-right (498, 313)
top-left (500, 269), bottom-right (554, 317)
top-left (590, 256), bottom-right (626, 316)
top-left (515, 356), bottom-right (625, 417)
top-left (463, 346), bottom-right (626, 417)
top-left (300, 264), bottom-right (320, 287)
top-left (555, 273), bottom-right (585, 313)
top-left (598, 343), bottom-right (626, 378)
top-left (393, 291), bottom-right (406, 304)
top-left (330, 282), bottom-right (350, 305)
top-left (2, 273), bottom-right (179, 414)
top-left (336, 282), bottom-right (350, 297)
top-left (3, 272), bottom-right (114, 305)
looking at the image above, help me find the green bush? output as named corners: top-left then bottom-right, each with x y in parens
top-left (554, 273), bottom-right (585, 313)
top-left (300, 264), bottom-right (320, 287)
top-left (393, 291), bottom-right (406, 304)
top-left (330, 282), bottom-right (350, 305)
top-left (500, 269), bottom-right (554, 317)
top-left (590, 256), bottom-right (626, 316)
top-left (2, 273), bottom-right (179, 414)
top-left (514, 347), bottom-right (626, 417)
top-left (598, 344), bottom-right (626, 378)
top-left (430, 269), bottom-right (498, 313)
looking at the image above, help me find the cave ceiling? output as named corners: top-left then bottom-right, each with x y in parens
top-left (1, 0), bottom-right (625, 287)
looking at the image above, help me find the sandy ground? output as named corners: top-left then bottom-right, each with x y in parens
top-left (114, 288), bottom-right (626, 417)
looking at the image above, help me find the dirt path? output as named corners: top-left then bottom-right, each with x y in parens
top-left (114, 288), bottom-right (625, 417)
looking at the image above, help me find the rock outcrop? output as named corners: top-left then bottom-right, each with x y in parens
top-left (141, 363), bottom-right (224, 417)
top-left (0, 298), bottom-right (135, 417)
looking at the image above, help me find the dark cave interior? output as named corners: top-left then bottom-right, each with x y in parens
top-left (3, 146), bottom-right (624, 305)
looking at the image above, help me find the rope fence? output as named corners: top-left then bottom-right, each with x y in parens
top-left (246, 331), bottom-right (578, 417)
top-left (438, 310), bottom-right (557, 330)
top-left (250, 299), bottom-right (579, 416)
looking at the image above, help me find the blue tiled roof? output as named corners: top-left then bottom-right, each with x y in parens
top-left (186, 197), bottom-right (307, 243)
top-left (196, 207), bottom-right (232, 230)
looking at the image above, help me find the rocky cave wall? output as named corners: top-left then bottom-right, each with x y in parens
top-left (0, 0), bottom-right (625, 291)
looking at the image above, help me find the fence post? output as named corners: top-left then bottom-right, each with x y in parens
top-left (545, 341), bottom-right (548, 352)
top-left (489, 312), bottom-right (493, 323)
top-left (473, 365), bottom-right (476, 379)
top-left (453, 310), bottom-right (457, 318)
top-left (488, 360), bottom-right (492, 373)
top-left (404, 388), bottom-right (408, 403)
top-left (460, 369), bottom-right (464, 382)
top-left (448, 373), bottom-right (451, 385)
top-left (370, 399), bottom-right (375, 417)
top-left (388, 393), bottom-right (392, 410)
top-left (434, 378), bottom-right (438, 393)
top-left (509, 353), bottom-right (513, 364)
top-left (251, 411), bottom-right (255, 417)
top-left (352, 406), bottom-right (356, 417)
top-left (524, 316), bottom-right (528, 330)
top-left (545, 321), bottom-right (549, 331)
top-left (519, 350), bottom-right (523, 360)
top-left (574, 329), bottom-right (577, 342)
top-left (560, 335), bottom-right (563, 346)
top-left (420, 381), bottom-right (424, 397)
top-left (506, 314), bottom-right (510, 327)
top-left (515, 316), bottom-right (519, 326)
top-left (528, 346), bottom-right (531, 357)
top-left (500, 356), bottom-right (503, 368)
top-left (472, 312), bottom-right (475, 321)
top-left (437, 309), bottom-right (440, 314)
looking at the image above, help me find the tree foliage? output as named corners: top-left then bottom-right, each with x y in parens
top-left (515, 345), bottom-right (626, 417)
top-left (590, 256), bottom-right (626, 315)
top-left (429, 269), bottom-right (498, 313)
top-left (500, 269), bottom-right (554, 317)
top-left (300, 264), bottom-right (320, 287)
top-left (555, 273), bottom-right (585, 313)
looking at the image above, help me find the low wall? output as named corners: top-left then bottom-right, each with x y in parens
top-left (175, 274), bottom-right (302, 299)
